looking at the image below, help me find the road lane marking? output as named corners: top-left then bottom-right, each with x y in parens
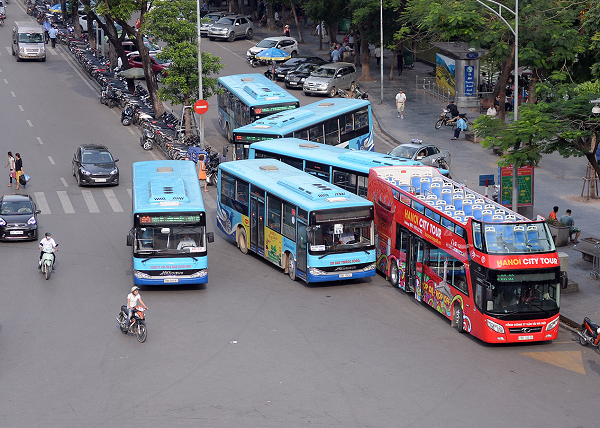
top-left (34, 192), bottom-right (51, 214)
top-left (81, 190), bottom-right (100, 213)
top-left (60, 178), bottom-right (68, 187)
top-left (49, 48), bottom-right (58, 56)
top-left (127, 188), bottom-right (132, 199)
top-left (128, 128), bottom-right (135, 134)
top-left (18, 105), bottom-right (24, 111)
top-left (0, 67), bottom-right (3, 72)
top-left (27, 120), bottom-right (33, 127)
top-left (48, 156), bottom-right (55, 165)
top-left (37, 137), bottom-right (43, 145)
top-left (11, 91), bottom-right (15, 97)
top-left (57, 191), bottom-right (75, 214)
top-left (4, 47), bottom-right (10, 55)
top-left (103, 189), bottom-right (124, 212)
top-left (3, 79), bottom-right (7, 84)
top-left (202, 192), bottom-right (216, 209)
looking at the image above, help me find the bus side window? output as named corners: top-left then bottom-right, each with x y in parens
top-left (305, 161), bottom-right (330, 182)
top-left (324, 118), bottom-right (340, 146)
top-left (282, 202), bottom-right (295, 240)
top-left (332, 169), bottom-right (357, 194)
top-left (267, 194), bottom-right (282, 233)
top-left (294, 128), bottom-right (309, 141)
top-left (235, 179), bottom-right (249, 207)
top-left (357, 175), bottom-right (368, 198)
top-left (355, 109), bottom-right (369, 132)
top-left (220, 172), bottom-right (236, 209)
top-left (280, 155), bottom-right (303, 170)
top-left (309, 124), bottom-right (324, 144)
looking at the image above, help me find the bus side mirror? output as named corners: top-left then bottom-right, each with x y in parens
top-left (127, 231), bottom-right (133, 246)
top-left (207, 232), bottom-right (214, 243)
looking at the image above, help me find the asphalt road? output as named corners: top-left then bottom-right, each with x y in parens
top-left (1, 5), bottom-right (599, 428)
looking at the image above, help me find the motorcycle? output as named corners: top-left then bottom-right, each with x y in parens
top-left (140, 122), bottom-right (156, 151)
top-left (435, 109), bottom-right (459, 129)
top-left (100, 85), bottom-right (118, 109)
top-left (204, 146), bottom-right (221, 186)
top-left (40, 244), bottom-right (58, 280)
top-left (576, 317), bottom-right (600, 350)
top-left (337, 84), bottom-right (368, 100)
top-left (116, 305), bottom-right (147, 343)
top-left (432, 156), bottom-right (451, 178)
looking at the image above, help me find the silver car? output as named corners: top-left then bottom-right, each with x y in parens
top-left (303, 62), bottom-right (358, 98)
top-left (208, 15), bottom-right (253, 42)
top-left (388, 141), bottom-right (451, 167)
top-left (200, 11), bottom-right (234, 36)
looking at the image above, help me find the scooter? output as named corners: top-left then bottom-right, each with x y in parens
top-left (40, 244), bottom-right (58, 280)
top-left (577, 317), bottom-right (600, 349)
top-left (337, 84), bottom-right (368, 100)
top-left (140, 123), bottom-right (155, 151)
top-left (116, 305), bottom-right (147, 343)
top-left (435, 109), bottom-right (459, 129)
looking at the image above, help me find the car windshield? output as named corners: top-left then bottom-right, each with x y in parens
top-left (296, 63), bottom-right (317, 73)
top-left (216, 17), bottom-right (234, 25)
top-left (311, 67), bottom-right (335, 77)
top-left (153, 57), bottom-right (169, 65)
top-left (283, 58), bottom-right (302, 66)
top-left (389, 145), bottom-right (419, 159)
top-left (207, 14), bottom-right (221, 21)
top-left (1, 201), bottom-right (33, 215)
top-left (19, 33), bottom-right (44, 43)
top-left (82, 150), bottom-right (114, 164)
top-left (256, 39), bottom-right (278, 48)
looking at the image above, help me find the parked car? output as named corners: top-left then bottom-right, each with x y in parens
top-left (247, 36), bottom-right (299, 59)
top-left (128, 53), bottom-right (171, 81)
top-left (284, 61), bottom-right (326, 89)
top-left (387, 141), bottom-right (451, 167)
top-left (200, 11), bottom-right (234, 36)
top-left (273, 56), bottom-right (326, 81)
top-left (0, 194), bottom-right (41, 241)
top-left (72, 144), bottom-right (119, 187)
top-left (121, 39), bottom-right (160, 56)
top-left (303, 62), bottom-right (358, 98)
top-left (208, 15), bottom-right (253, 42)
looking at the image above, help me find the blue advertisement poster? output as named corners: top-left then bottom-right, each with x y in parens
top-left (464, 65), bottom-right (475, 96)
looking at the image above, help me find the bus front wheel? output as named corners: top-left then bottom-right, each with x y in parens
top-left (454, 305), bottom-right (464, 333)
top-left (287, 253), bottom-right (296, 281)
top-left (388, 261), bottom-right (399, 287)
top-left (238, 228), bottom-right (248, 254)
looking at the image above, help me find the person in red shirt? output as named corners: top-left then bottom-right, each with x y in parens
top-left (549, 206), bottom-right (558, 221)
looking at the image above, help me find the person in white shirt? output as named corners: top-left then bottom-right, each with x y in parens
top-left (339, 228), bottom-right (355, 244)
top-left (38, 232), bottom-right (57, 268)
top-left (374, 47), bottom-right (381, 66)
top-left (177, 234), bottom-right (197, 250)
top-left (486, 105), bottom-right (497, 117)
top-left (395, 89), bottom-right (407, 119)
top-left (127, 286), bottom-right (148, 327)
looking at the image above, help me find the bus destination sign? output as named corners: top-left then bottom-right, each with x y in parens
top-left (139, 214), bottom-right (202, 224)
top-left (254, 105), bottom-right (297, 114)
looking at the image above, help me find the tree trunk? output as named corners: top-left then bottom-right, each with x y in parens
top-left (289, 0), bottom-right (303, 44)
top-left (87, 15), bottom-right (96, 46)
top-left (528, 68), bottom-right (542, 104)
top-left (73, 8), bottom-right (81, 38)
top-left (249, 0), bottom-right (257, 20)
top-left (353, 28), bottom-right (361, 67)
top-left (267, 5), bottom-right (275, 30)
top-left (493, 43), bottom-right (515, 123)
top-left (358, 34), bottom-right (375, 82)
top-left (327, 23), bottom-right (336, 45)
top-left (60, 0), bottom-right (68, 26)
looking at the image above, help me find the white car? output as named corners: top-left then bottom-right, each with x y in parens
top-left (247, 36), bottom-right (299, 60)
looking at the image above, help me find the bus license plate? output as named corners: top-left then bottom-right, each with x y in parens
top-left (339, 273), bottom-right (352, 278)
top-left (94, 178), bottom-right (107, 183)
top-left (518, 335), bottom-right (534, 341)
top-left (164, 278), bottom-right (179, 283)
top-left (10, 230), bottom-right (24, 235)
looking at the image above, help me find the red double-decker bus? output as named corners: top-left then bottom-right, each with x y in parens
top-left (368, 166), bottom-right (561, 343)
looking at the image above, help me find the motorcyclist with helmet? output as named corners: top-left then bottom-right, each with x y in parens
top-left (127, 286), bottom-right (148, 328)
top-left (445, 100), bottom-right (460, 125)
top-left (38, 232), bottom-right (57, 269)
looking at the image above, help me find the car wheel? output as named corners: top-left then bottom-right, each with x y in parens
top-left (246, 29), bottom-right (253, 40)
top-left (72, 164), bottom-right (76, 177)
top-left (75, 172), bottom-right (82, 187)
top-left (228, 32), bottom-right (235, 42)
top-left (304, 91), bottom-right (311, 96)
top-left (156, 72), bottom-right (162, 83)
top-left (208, 37), bottom-right (215, 41)
top-left (328, 86), bottom-right (336, 98)
top-left (291, 50), bottom-right (297, 57)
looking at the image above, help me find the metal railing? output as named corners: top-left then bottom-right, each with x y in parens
top-left (416, 76), bottom-right (453, 103)
top-left (591, 244), bottom-right (600, 279)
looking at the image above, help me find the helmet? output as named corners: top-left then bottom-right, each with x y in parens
top-left (45, 232), bottom-right (51, 237)
top-left (131, 286), bottom-right (139, 292)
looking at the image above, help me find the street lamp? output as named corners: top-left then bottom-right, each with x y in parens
top-left (196, 0), bottom-right (205, 149)
top-left (380, 0), bottom-right (383, 105)
top-left (472, 0), bottom-right (519, 210)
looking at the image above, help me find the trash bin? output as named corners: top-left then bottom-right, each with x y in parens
top-left (403, 47), bottom-right (414, 69)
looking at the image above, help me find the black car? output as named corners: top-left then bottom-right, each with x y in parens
top-left (284, 61), bottom-right (326, 89)
top-left (274, 56), bottom-right (326, 81)
top-left (72, 144), bottom-right (119, 187)
top-left (0, 194), bottom-right (41, 241)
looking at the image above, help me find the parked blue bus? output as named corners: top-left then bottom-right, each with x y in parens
top-left (231, 98), bottom-right (373, 160)
top-left (128, 160), bottom-right (214, 286)
top-left (248, 138), bottom-right (435, 198)
top-left (217, 73), bottom-right (300, 144)
top-left (216, 159), bottom-right (376, 283)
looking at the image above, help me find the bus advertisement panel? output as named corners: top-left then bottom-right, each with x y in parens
top-left (128, 160), bottom-right (214, 285)
top-left (232, 99), bottom-right (373, 160)
top-left (217, 74), bottom-right (299, 145)
top-left (216, 159), bottom-right (376, 283)
top-left (368, 165), bottom-right (560, 343)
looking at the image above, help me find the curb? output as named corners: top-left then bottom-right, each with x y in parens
top-left (371, 107), bottom-right (402, 146)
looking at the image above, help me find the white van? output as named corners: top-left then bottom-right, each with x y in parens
top-left (12, 22), bottom-right (46, 62)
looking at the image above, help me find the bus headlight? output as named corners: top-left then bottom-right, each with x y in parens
top-left (486, 319), bottom-right (505, 334)
top-left (546, 316), bottom-right (559, 331)
top-left (190, 269), bottom-right (207, 278)
top-left (363, 263), bottom-right (376, 272)
top-left (133, 270), bottom-right (152, 279)
top-left (309, 267), bottom-right (326, 276)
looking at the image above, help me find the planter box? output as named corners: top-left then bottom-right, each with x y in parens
top-left (548, 224), bottom-right (570, 247)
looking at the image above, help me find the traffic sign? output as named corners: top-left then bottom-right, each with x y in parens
top-left (194, 100), bottom-right (209, 115)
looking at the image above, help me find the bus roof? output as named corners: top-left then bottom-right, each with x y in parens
top-left (217, 73), bottom-right (299, 107)
top-left (220, 159), bottom-right (373, 211)
top-left (250, 138), bottom-right (423, 171)
top-left (233, 99), bottom-right (371, 136)
top-left (132, 160), bottom-right (206, 213)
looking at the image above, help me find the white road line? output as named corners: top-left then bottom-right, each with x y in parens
top-left (18, 105), bottom-right (24, 111)
top-left (49, 48), bottom-right (58, 56)
top-left (0, 67), bottom-right (3, 72)
top-left (4, 47), bottom-right (10, 55)
top-left (128, 128), bottom-right (135, 134)
top-left (60, 178), bottom-right (68, 187)
top-left (34, 192), bottom-right (51, 215)
top-left (202, 192), bottom-right (217, 209)
top-left (27, 120), bottom-right (33, 127)
top-left (127, 188), bottom-right (132, 199)
top-left (215, 43), bottom-right (246, 61)
top-left (37, 137), bottom-right (43, 145)
top-left (103, 189), bottom-right (124, 212)
top-left (3, 79), bottom-right (7, 84)
top-left (57, 191), bottom-right (75, 214)
top-left (48, 156), bottom-right (55, 165)
top-left (11, 91), bottom-right (15, 97)
top-left (81, 190), bottom-right (100, 213)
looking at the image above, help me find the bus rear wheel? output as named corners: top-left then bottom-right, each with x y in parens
top-left (388, 261), bottom-right (399, 287)
top-left (287, 253), bottom-right (296, 281)
top-left (238, 228), bottom-right (248, 254)
top-left (454, 305), bottom-right (464, 333)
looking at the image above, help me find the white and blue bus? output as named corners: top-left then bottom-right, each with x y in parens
top-left (128, 160), bottom-right (214, 286)
top-left (231, 98), bottom-right (373, 160)
top-left (248, 138), bottom-right (442, 198)
top-left (216, 159), bottom-right (376, 283)
top-left (217, 73), bottom-right (300, 144)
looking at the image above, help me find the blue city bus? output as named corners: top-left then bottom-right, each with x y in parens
top-left (216, 159), bottom-right (376, 283)
top-left (231, 98), bottom-right (373, 160)
top-left (127, 160), bottom-right (214, 286)
top-left (217, 73), bottom-right (300, 144)
top-left (248, 138), bottom-right (439, 198)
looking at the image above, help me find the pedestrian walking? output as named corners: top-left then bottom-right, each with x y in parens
top-left (14, 153), bottom-right (23, 190)
top-left (5, 151), bottom-right (15, 187)
top-left (397, 51), bottom-right (404, 75)
top-left (549, 206), bottom-right (559, 221)
top-left (48, 25), bottom-right (58, 48)
top-left (283, 24), bottom-right (291, 37)
top-left (395, 89), bottom-right (406, 119)
top-left (348, 33), bottom-right (354, 49)
top-left (559, 209), bottom-right (581, 244)
top-left (135, 18), bottom-right (140, 30)
top-left (374, 46), bottom-right (381, 66)
top-left (451, 114), bottom-right (468, 140)
top-left (331, 47), bottom-right (340, 62)
top-left (198, 154), bottom-right (208, 192)
top-left (43, 18), bottom-right (51, 44)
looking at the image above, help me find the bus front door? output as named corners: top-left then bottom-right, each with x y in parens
top-left (296, 219), bottom-right (307, 277)
top-left (406, 235), bottom-right (424, 302)
top-left (250, 195), bottom-right (265, 256)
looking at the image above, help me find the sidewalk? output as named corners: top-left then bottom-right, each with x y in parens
top-left (251, 22), bottom-right (600, 327)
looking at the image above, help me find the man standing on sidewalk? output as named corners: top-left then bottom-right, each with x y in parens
top-left (395, 89), bottom-right (406, 119)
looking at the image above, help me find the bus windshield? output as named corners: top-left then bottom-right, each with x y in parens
top-left (308, 220), bottom-right (373, 254)
top-left (477, 221), bottom-right (555, 254)
top-left (134, 226), bottom-right (207, 256)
